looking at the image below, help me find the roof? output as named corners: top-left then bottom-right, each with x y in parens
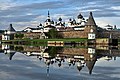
top-left (23, 27), bottom-right (43, 31)
top-left (85, 12), bottom-right (96, 26)
top-left (6, 51), bottom-right (16, 60)
top-left (44, 25), bottom-right (55, 28)
top-left (56, 22), bottom-right (65, 26)
top-left (45, 19), bottom-right (51, 22)
top-left (74, 26), bottom-right (85, 28)
top-left (85, 60), bottom-right (96, 74)
top-left (7, 24), bottom-right (16, 31)
top-left (105, 24), bottom-right (113, 28)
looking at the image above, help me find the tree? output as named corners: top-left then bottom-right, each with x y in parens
top-left (48, 29), bottom-right (58, 39)
top-left (15, 33), bottom-right (24, 39)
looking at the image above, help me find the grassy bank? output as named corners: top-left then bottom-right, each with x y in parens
top-left (31, 38), bottom-right (87, 42)
top-left (2, 38), bottom-right (87, 46)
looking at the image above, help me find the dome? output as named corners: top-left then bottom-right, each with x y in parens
top-left (58, 17), bottom-right (62, 22)
top-left (77, 13), bottom-right (83, 19)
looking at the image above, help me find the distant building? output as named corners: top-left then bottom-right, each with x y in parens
top-left (23, 27), bottom-right (43, 33)
top-left (67, 13), bottom-right (86, 28)
top-left (104, 24), bottom-right (117, 30)
top-left (104, 24), bottom-right (113, 30)
top-left (55, 17), bottom-right (65, 31)
top-left (2, 44), bottom-right (16, 60)
top-left (2, 24), bottom-right (16, 40)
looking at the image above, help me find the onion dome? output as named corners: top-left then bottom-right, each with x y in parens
top-left (39, 23), bottom-right (42, 26)
top-left (58, 17), bottom-right (62, 22)
top-left (77, 13), bottom-right (83, 19)
top-left (69, 18), bottom-right (72, 21)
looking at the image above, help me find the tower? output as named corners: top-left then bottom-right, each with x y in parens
top-left (44, 11), bottom-right (54, 26)
top-left (44, 11), bottom-right (55, 32)
top-left (2, 24), bottom-right (16, 40)
top-left (85, 12), bottom-right (97, 39)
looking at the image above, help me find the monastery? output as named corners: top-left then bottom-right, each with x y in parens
top-left (1, 11), bottom-right (120, 45)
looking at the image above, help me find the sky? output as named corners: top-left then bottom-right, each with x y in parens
top-left (0, 0), bottom-right (120, 30)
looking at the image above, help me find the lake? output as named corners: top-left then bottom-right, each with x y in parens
top-left (0, 44), bottom-right (120, 80)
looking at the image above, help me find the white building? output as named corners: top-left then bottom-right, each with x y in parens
top-left (2, 44), bottom-right (16, 60)
top-left (104, 24), bottom-right (117, 30)
top-left (67, 13), bottom-right (86, 31)
top-left (23, 27), bottom-right (43, 33)
top-left (44, 11), bottom-right (55, 32)
top-left (55, 17), bottom-right (65, 31)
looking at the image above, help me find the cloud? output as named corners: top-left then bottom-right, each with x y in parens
top-left (12, 1), bottom-right (65, 10)
top-left (0, 0), bottom-right (16, 10)
top-left (110, 6), bottom-right (120, 10)
top-left (0, 0), bottom-right (120, 30)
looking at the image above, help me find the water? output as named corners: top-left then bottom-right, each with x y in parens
top-left (0, 44), bottom-right (120, 80)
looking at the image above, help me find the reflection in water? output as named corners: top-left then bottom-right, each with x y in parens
top-left (0, 44), bottom-right (120, 76)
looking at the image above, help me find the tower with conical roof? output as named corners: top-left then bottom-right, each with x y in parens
top-left (85, 12), bottom-right (97, 39)
top-left (85, 12), bottom-right (96, 26)
top-left (2, 24), bottom-right (16, 40)
top-left (85, 60), bottom-right (96, 75)
top-left (5, 24), bottom-right (16, 34)
top-left (84, 50), bottom-right (97, 75)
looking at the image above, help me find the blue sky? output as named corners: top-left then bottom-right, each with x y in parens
top-left (0, 0), bottom-right (120, 30)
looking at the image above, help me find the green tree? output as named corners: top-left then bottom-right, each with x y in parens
top-left (48, 29), bottom-right (58, 39)
top-left (15, 33), bottom-right (24, 39)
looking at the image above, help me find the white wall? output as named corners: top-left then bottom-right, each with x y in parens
top-left (88, 33), bottom-right (95, 39)
top-left (2, 35), bottom-right (10, 40)
top-left (88, 48), bottom-right (95, 54)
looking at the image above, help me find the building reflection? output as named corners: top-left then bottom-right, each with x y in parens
top-left (1, 44), bottom-right (16, 60)
top-left (1, 44), bottom-right (120, 75)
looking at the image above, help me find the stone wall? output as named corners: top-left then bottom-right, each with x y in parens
top-left (97, 31), bottom-right (120, 39)
top-left (23, 46), bottom-right (45, 52)
top-left (58, 30), bottom-right (88, 38)
top-left (58, 48), bottom-right (88, 55)
top-left (24, 32), bottom-right (45, 39)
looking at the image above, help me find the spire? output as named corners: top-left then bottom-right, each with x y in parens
top-left (47, 65), bottom-right (50, 77)
top-left (85, 12), bottom-right (96, 26)
top-left (77, 66), bottom-right (82, 72)
top-left (48, 11), bottom-right (50, 17)
top-left (7, 24), bottom-right (16, 31)
top-left (5, 52), bottom-right (16, 60)
top-left (85, 60), bottom-right (96, 75)
top-left (9, 52), bottom-right (15, 60)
